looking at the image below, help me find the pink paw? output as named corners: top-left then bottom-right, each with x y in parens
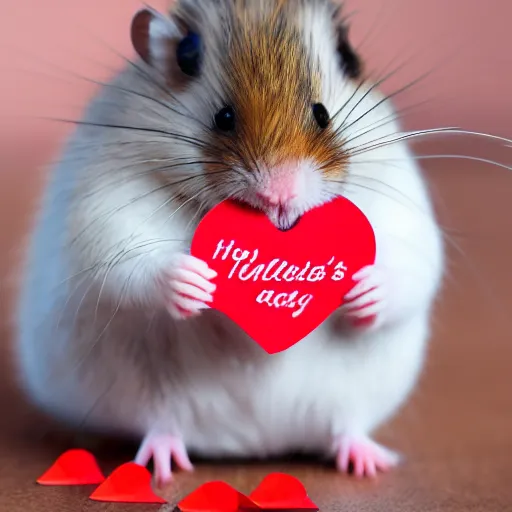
top-left (334, 434), bottom-right (400, 478)
top-left (163, 254), bottom-right (217, 320)
top-left (134, 432), bottom-right (193, 485)
top-left (340, 265), bottom-right (386, 329)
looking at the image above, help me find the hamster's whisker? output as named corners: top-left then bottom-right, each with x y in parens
top-left (88, 185), bottom-right (217, 323)
top-left (96, 37), bottom-right (201, 123)
top-left (81, 161), bottom-right (231, 200)
top-left (347, 129), bottom-right (512, 158)
top-left (84, 96), bottom-right (196, 135)
top-left (412, 154), bottom-right (512, 171)
top-left (71, 168), bottom-right (236, 254)
top-left (338, 173), bottom-right (427, 211)
top-left (69, 171), bottom-right (229, 248)
top-left (346, 127), bottom-right (458, 155)
top-left (353, 0), bottom-right (389, 54)
top-left (356, 153), bottom-right (512, 173)
top-left (343, 170), bottom-right (490, 242)
top-left (332, 47), bottom-right (419, 126)
top-left (28, 55), bottom-right (200, 128)
top-left (123, 183), bottom-right (217, 255)
top-left (45, 118), bottom-right (211, 151)
top-left (336, 68), bottom-right (433, 138)
top-left (58, 237), bottom-right (187, 291)
top-left (54, 237), bottom-right (187, 332)
top-left (54, 247), bottom-right (143, 380)
top-left (340, 98), bottom-right (435, 147)
top-left (46, 140), bottom-right (204, 166)
top-left (131, 178), bottom-right (225, 244)
top-left (93, 214), bottom-right (187, 323)
top-left (28, 58), bottom-right (202, 133)
top-left (417, 129), bottom-right (512, 146)
top-left (162, 183), bottom-right (220, 226)
top-left (183, 182), bottom-right (246, 234)
top-left (92, 81), bottom-right (206, 128)
top-left (330, 175), bottom-right (427, 216)
top-left (72, 258), bottom-right (146, 377)
top-left (211, 136), bottom-right (263, 178)
top-left (437, 225), bottom-right (508, 324)
top-left (338, 182), bottom-right (441, 265)
top-left (329, 76), bottom-right (368, 122)
top-left (74, 374), bottom-right (119, 434)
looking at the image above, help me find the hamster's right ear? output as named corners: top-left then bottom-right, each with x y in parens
top-left (131, 7), bottom-right (202, 80)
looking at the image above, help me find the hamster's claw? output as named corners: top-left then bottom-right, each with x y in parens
top-left (334, 434), bottom-right (400, 478)
top-left (164, 254), bottom-right (217, 320)
top-left (135, 432), bottom-right (193, 486)
top-left (340, 265), bottom-right (386, 329)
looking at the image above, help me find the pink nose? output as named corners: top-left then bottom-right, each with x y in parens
top-left (256, 188), bottom-right (297, 206)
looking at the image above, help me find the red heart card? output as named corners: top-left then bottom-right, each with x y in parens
top-left (89, 462), bottom-right (166, 504)
top-left (36, 449), bottom-right (105, 486)
top-left (191, 197), bottom-right (376, 354)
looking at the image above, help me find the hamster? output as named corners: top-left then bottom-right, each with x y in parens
top-left (15, 0), bottom-right (444, 483)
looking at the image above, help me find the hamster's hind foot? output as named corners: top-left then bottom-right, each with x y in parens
top-left (334, 434), bottom-right (400, 478)
top-left (134, 432), bottom-right (193, 485)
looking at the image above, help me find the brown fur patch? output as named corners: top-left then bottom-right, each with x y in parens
top-left (206, 0), bottom-right (347, 177)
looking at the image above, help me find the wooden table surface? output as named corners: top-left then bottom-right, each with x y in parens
top-left (1, 158), bottom-right (511, 511)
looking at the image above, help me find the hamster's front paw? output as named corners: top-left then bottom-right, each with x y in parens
top-left (338, 265), bottom-right (386, 330)
top-left (135, 432), bottom-right (193, 485)
top-left (163, 254), bottom-right (217, 320)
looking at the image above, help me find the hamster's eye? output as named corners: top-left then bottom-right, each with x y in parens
top-left (214, 106), bottom-right (236, 132)
top-left (176, 31), bottom-right (202, 77)
top-left (312, 103), bottom-right (330, 129)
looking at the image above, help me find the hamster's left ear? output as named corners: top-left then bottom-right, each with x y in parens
top-left (131, 7), bottom-right (202, 82)
top-left (333, 11), bottom-right (363, 80)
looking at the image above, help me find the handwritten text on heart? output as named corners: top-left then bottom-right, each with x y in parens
top-left (212, 239), bottom-right (351, 318)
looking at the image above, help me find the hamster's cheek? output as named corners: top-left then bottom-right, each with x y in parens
top-left (294, 159), bottom-right (331, 208)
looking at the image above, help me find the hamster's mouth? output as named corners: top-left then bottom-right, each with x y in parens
top-left (233, 194), bottom-right (302, 231)
top-left (271, 206), bottom-right (302, 232)
top-left (278, 215), bottom-right (301, 232)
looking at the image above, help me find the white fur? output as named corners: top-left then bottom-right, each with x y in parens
top-left (15, 0), bottom-right (443, 465)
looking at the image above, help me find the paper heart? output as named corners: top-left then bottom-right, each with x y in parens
top-left (177, 480), bottom-right (258, 512)
top-left (89, 462), bottom-right (166, 504)
top-left (249, 473), bottom-right (318, 510)
top-left (191, 197), bottom-right (376, 354)
top-left (36, 449), bottom-right (105, 486)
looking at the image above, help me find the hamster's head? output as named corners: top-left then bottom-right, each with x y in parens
top-left (132, 0), bottom-right (372, 230)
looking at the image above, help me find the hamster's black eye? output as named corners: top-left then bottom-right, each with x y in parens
top-left (312, 103), bottom-right (330, 129)
top-left (176, 31), bottom-right (202, 77)
top-left (214, 106), bottom-right (236, 132)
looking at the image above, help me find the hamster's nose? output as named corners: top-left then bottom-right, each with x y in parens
top-left (256, 188), bottom-right (297, 207)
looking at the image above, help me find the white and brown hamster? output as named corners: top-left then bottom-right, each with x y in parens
top-left (15, 0), bottom-right (443, 483)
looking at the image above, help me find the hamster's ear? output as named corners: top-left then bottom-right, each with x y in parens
top-left (131, 8), bottom-right (176, 70)
top-left (131, 7), bottom-right (202, 80)
top-left (331, 7), bottom-right (363, 80)
top-left (335, 23), bottom-right (362, 79)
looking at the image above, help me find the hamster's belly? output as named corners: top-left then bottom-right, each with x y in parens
top-left (22, 300), bottom-right (429, 459)
top-left (145, 312), bottom-right (430, 458)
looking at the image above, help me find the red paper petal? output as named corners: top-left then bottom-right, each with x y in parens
top-left (249, 473), bottom-right (318, 510)
top-left (36, 449), bottom-right (105, 486)
top-left (178, 481), bottom-right (258, 512)
top-left (89, 462), bottom-right (166, 504)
